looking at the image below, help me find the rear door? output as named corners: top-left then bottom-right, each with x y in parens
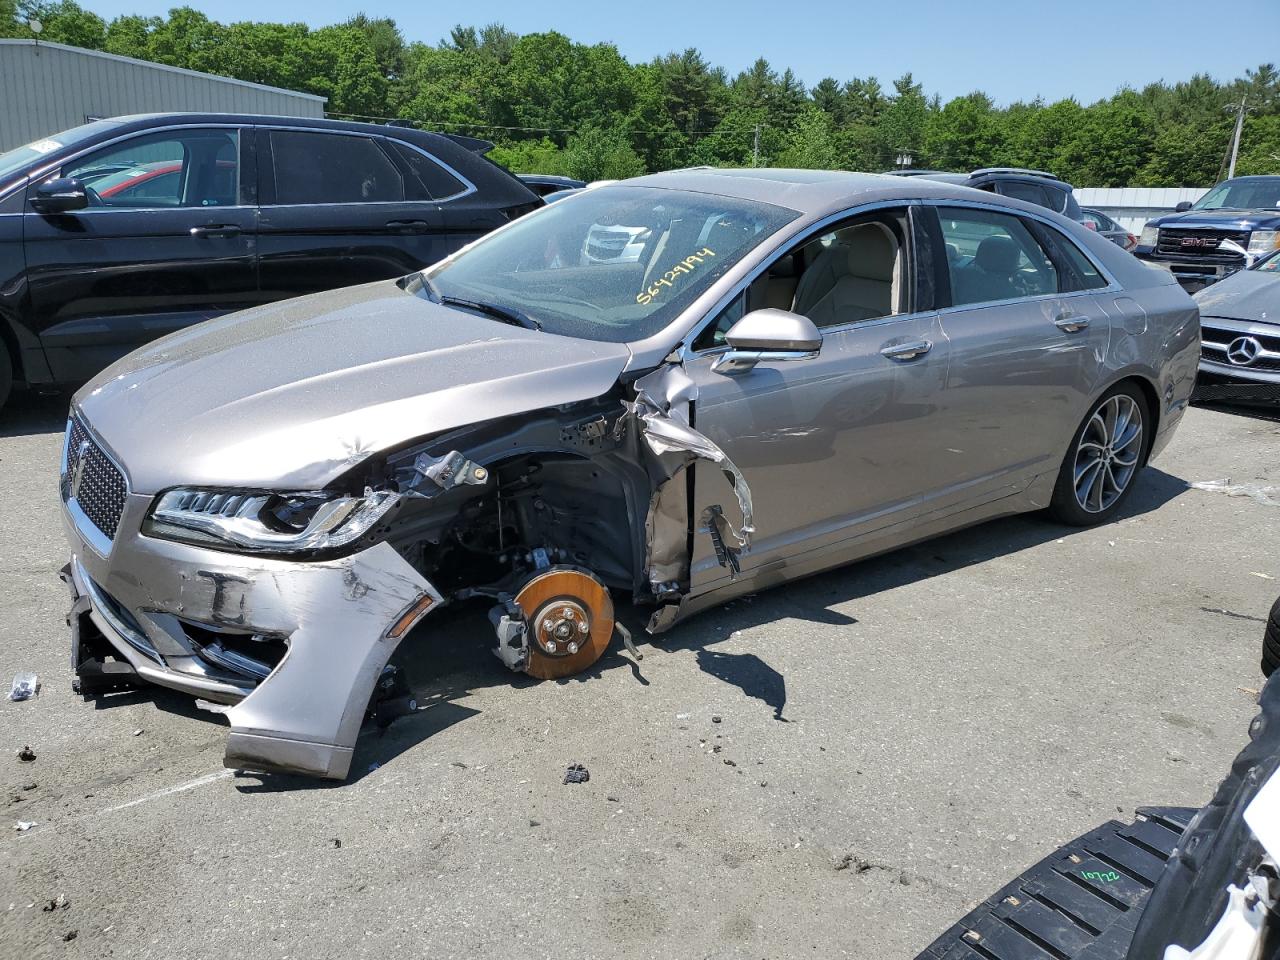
top-left (256, 128), bottom-right (447, 300)
top-left (913, 203), bottom-right (1112, 518)
top-left (23, 125), bottom-right (256, 381)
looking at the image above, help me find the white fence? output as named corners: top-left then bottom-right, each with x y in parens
top-left (1074, 187), bottom-right (1209, 234)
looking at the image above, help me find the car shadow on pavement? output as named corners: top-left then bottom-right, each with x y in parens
top-left (0, 391), bottom-right (70, 438)
top-left (260, 464), bottom-right (1187, 787)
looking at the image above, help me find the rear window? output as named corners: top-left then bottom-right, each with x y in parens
top-left (390, 141), bottom-right (467, 200)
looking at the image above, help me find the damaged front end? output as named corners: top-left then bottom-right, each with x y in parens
top-left (61, 361), bottom-right (754, 780)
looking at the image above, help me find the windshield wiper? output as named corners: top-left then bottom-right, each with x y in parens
top-left (438, 295), bottom-right (541, 331)
top-left (411, 273), bottom-right (541, 331)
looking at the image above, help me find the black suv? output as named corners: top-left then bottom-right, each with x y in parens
top-left (889, 167), bottom-right (1084, 221)
top-left (0, 113), bottom-right (542, 409)
top-left (1135, 175), bottom-right (1280, 291)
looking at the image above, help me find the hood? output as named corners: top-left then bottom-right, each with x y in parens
top-left (1149, 209), bottom-right (1280, 230)
top-left (75, 280), bottom-right (632, 493)
top-left (1194, 268), bottom-right (1280, 324)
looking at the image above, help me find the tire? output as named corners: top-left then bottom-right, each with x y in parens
top-left (0, 338), bottom-right (11, 412)
top-left (1262, 596), bottom-right (1280, 678)
top-left (1048, 382), bottom-right (1150, 526)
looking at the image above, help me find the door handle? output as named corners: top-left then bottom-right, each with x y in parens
top-left (880, 339), bottom-right (932, 362)
top-left (1055, 314), bottom-right (1091, 333)
top-left (190, 224), bottom-right (241, 239)
top-left (386, 219), bottom-right (431, 233)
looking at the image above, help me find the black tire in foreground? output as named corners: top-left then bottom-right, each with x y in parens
top-left (1262, 595), bottom-right (1280, 678)
top-left (1048, 382), bottom-right (1150, 526)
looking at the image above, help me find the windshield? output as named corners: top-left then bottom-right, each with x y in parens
top-left (0, 120), bottom-right (123, 187)
top-left (422, 185), bottom-right (800, 343)
top-left (1192, 179), bottom-right (1280, 212)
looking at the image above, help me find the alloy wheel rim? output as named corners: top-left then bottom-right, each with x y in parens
top-left (1072, 395), bottom-right (1143, 514)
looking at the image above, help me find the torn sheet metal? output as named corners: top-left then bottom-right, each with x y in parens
top-left (622, 364), bottom-right (755, 576)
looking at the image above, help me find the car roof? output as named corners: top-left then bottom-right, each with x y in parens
top-left (98, 112), bottom-right (476, 156)
top-left (623, 167), bottom-right (1007, 218)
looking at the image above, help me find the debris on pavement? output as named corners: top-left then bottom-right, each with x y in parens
top-left (1189, 478), bottom-right (1280, 507)
top-left (132, 729), bottom-right (144, 737)
top-left (712, 715), bottom-right (722, 724)
top-left (329, 838), bottom-right (342, 849)
top-left (14, 821), bottom-right (36, 831)
top-left (62, 930), bottom-right (77, 943)
top-left (16, 745), bottom-right (36, 762)
top-left (8, 671), bottom-right (38, 702)
top-left (42, 894), bottom-right (69, 912)
top-left (562, 763), bottom-right (590, 784)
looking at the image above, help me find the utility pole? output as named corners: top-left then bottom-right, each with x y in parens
top-left (1227, 97), bottom-right (1247, 180)
top-left (752, 124), bottom-right (760, 167)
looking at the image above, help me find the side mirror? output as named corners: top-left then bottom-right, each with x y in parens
top-left (711, 308), bottom-right (822, 375)
top-left (31, 177), bottom-right (88, 214)
top-left (1174, 201), bottom-right (1193, 213)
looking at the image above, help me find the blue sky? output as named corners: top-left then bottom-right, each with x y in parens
top-left (82, 0), bottom-right (1280, 106)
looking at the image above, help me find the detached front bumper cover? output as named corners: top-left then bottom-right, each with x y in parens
top-left (65, 529), bottom-right (440, 780)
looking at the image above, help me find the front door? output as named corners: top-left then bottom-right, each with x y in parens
top-left (679, 206), bottom-right (951, 592)
top-left (23, 126), bottom-right (256, 381)
top-left (255, 128), bottom-right (447, 300)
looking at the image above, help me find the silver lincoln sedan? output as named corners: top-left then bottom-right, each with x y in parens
top-left (60, 169), bottom-right (1200, 779)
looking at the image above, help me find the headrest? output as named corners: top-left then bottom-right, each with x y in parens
top-left (843, 223), bottom-right (897, 281)
top-left (974, 235), bottom-right (1020, 274)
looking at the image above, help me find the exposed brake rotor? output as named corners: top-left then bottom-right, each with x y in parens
top-left (514, 567), bottom-right (614, 680)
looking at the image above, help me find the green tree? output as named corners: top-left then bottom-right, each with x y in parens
top-left (488, 138), bottom-right (568, 175)
top-left (880, 73), bottom-right (928, 168)
top-left (20, 0), bottom-right (105, 48)
top-left (925, 93), bottom-right (1001, 170)
top-left (561, 126), bottom-right (645, 181)
top-left (776, 107), bottom-right (839, 169)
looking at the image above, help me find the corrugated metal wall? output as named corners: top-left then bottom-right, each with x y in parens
top-left (1074, 186), bottom-right (1210, 233)
top-left (0, 40), bottom-right (326, 151)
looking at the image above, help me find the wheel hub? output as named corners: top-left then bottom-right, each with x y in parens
top-left (533, 599), bottom-right (592, 656)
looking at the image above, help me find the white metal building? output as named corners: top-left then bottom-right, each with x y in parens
top-left (1074, 187), bottom-right (1210, 233)
top-left (0, 39), bottom-right (326, 152)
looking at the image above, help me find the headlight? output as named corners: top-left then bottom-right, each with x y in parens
top-left (1247, 230), bottom-right (1280, 256)
top-left (1139, 225), bottom-right (1159, 247)
top-left (143, 488), bottom-right (400, 555)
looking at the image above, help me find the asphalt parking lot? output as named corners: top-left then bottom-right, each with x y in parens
top-left (1, 394), bottom-right (1278, 959)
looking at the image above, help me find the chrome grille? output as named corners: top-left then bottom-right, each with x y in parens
top-left (1157, 227), bottom-right (1249, 259)
top-left (1200, 324), bottom-right (1280, 372)
top-left (62, 417), bottom-right (128, 541)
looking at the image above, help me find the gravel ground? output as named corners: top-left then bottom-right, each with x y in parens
top-left (1, 395), bottom-right (1277, 959)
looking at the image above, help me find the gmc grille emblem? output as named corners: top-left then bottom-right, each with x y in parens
top-left (70, 439), bottom-right (90, 499)
top-left (1180, 237), bottom-right (1215, 248)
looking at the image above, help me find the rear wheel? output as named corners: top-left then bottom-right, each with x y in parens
top-left (1262, 597), bottom-right (1280, 678)
top-left (1048, 383), bottom-right (1149, 526)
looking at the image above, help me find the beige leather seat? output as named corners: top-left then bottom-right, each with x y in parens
top-left (792, 223), bottom-right (899, 327)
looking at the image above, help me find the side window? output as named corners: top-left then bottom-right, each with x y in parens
top-left (691, 208), bottom-right (909, 351)
top-left (64, 130), bottom-right (239, 208)
top-left (390, 141), bottom-right (467, 200)
top-left (1026, 220), bottom-right (1108, 292)
top-left (937, 207), bottom-right (1057, 306)
top-left (998, 180), bottom-right (1051, 210)
top-left (269, 131), bottom-right (404, 205)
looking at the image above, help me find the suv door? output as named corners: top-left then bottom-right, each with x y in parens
top-left (23, 125), bottom-right (256, 381)
top-left (917, 203), bottom-right (1112, 518)
top-left (256, 128), bottom-right (447, 299)
top-left (681, 205), bottom-right (950, 590)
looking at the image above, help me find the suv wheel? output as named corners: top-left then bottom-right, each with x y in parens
top-left (1263, 596), bottom-right (1280, 678)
